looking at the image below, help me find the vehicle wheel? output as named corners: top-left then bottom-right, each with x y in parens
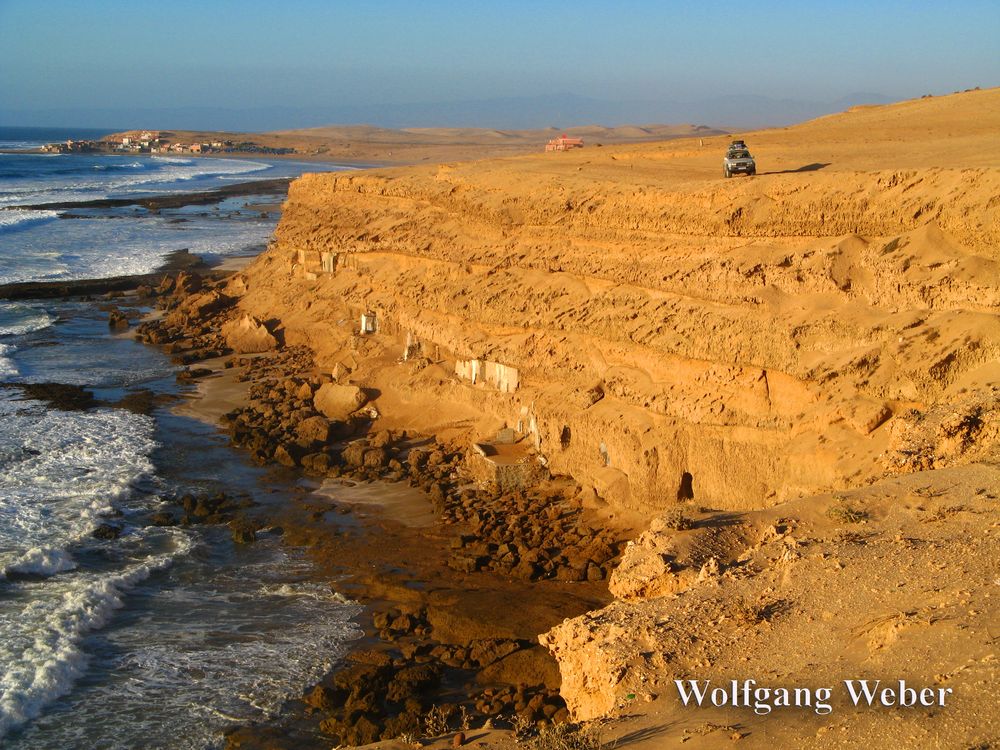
top-left (724, 167), bottom-right (731, 178)
top-left (748, 169), bottom-right (756, 177)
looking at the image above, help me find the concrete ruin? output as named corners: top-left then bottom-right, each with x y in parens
top-left (293, 248), bottom-right (339, 278)
top-left (360, 311), bottom-right (378, 335)
top-left (455, 358), bottom-right (519, 393)
top-left (466, 432), bottom-right (546, 492)
top-left (403, 331), bottom-right (422, 361)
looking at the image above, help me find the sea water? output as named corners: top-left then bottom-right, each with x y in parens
top-left (0, 133), bottom-right (362, 748)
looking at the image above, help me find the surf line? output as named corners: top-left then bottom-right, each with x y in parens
top-left (674, 679), bottom-right (953, 715)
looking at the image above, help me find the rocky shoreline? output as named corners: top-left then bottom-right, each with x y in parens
top-left (107, 266), bottom-right (630, 748)
top-left (4, 177), bottom-right (295, 212)
top-left (0, 248), bottom-right (215, 301)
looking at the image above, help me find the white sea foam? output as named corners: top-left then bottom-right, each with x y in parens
top-left (0, 141), bottom-right (47, 150)
top-left (105, 559), bottom-right (362, 744)
top-left (3, 547), bottom-right (77, 577)
top-left (0, 530), bottom-right (192, 741)
top-left (109, 158), bottom-right (269, 190)
top-left (0, 390), bottom-right (170, 741)
top-left (0, 396), bottom-right (157, 579)
top-left (0, 210), bottom-right (276, 286)
top-left (0, 343), bottom-right (17, 379)
top-left (0, 209), bottom-right (60, 229)
top-left (0, 157), bottom-right (270, 208)
top-left (91, 161), bottom-right (144, 171)
top-left (257, 580), bottom-right (351, 602)
top-left (0, 303), bottom-right (55, 336)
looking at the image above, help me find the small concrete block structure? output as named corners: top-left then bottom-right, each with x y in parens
top-left (455, 358), bottom-right (519, 392)
top-left (360, 311), bottom-right (378, 334)
top-left (483, 361), bottom-right (519, 393)
top-left (495, 427), bottom-right (517, 445)
top-left (466, 438), bottom-right (546, 492)
top-left (455, 358), bottom-right (481, 384)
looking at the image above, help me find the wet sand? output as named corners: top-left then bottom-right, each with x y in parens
top-left (312, 479), bottom-right (440, 528)
top-left (172, 356), bottom-right (249, 425)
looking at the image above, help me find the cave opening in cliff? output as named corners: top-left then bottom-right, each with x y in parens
top-left (677, 471), bottom-right (694, 500)
top-left (560, 426), bottom-right (571, 450)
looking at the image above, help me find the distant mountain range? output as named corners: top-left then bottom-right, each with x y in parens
top-left (2, 92), bottom-right (897, 133)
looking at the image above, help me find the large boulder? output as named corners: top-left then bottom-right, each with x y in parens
top-left (313, 383), bottom-right (367, 421)
top-left (221, 314), bottom-right (277, 354)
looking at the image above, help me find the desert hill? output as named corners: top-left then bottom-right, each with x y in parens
top-left (267, 122), bottom-right (723, 162)
top-left (221, 87), bottom-right (1000, 747)
top-left (100, 122), bottom-right (724, 165)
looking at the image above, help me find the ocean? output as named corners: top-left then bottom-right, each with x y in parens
top-left (0, 129), bottom-right (362, 748)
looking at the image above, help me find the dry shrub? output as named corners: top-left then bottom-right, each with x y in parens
top-left (422, 704), bottom-right (454, 737)
top-left (826, 502), bottom-right (868, 524)
top-left (731, 597), bottom-right (782, 627)
top-left (530, 722), bottom-right (602, 750)
top-left (661, 507), bottom-right (693, 531)
top-left (511, 713), bottom-right (536, 746)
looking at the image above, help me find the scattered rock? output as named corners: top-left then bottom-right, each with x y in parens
top-left (149, 511), bottom-right (175, 527)
top-left (92, 523), bottom-right (123, 540)
top-left (296, 414), bottom-right (332, 444)
top-left (229, 519), bottom-right (257, 544)
top-left (108, 306), bottom-right (129, 330)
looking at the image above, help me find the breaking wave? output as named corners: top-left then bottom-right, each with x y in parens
top-left (0, 209), bottom-right (60, 230)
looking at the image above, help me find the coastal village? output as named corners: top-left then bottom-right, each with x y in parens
top-left (43, 129), bottom-right (588, 156)
top-left (41, 129), bottom-right (296, 156)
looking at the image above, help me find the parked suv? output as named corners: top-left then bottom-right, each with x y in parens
top-left (724, 146), bottom-right (756, 178)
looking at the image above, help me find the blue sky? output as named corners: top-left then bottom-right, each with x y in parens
top-left (1, 0), bottom-right (997, 130)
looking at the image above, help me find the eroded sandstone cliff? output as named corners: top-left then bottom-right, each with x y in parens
top-left (229, 88), bottom-right (1000, 519)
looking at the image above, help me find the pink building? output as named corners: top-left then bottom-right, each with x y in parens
top-left (544, 135), bottom-right (584, 152)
